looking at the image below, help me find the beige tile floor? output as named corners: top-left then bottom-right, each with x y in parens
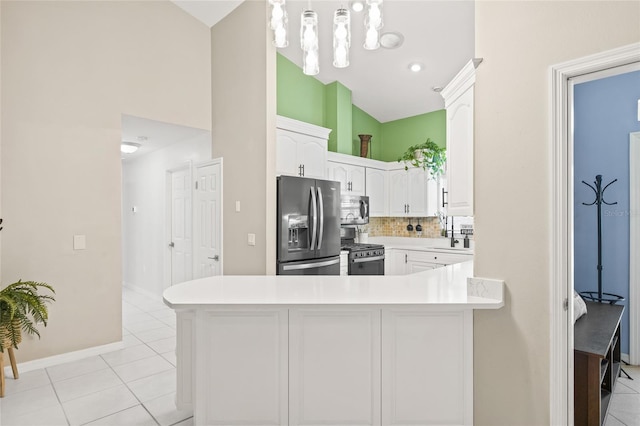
top-left (606, 364), bottom-right (640, 426)
top-left (2, 286), bottom-right (639, 425)
top-left (0, 287), bottom-right (191, 426)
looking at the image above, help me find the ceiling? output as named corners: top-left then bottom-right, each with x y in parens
top-left (172, 0), bottom-right (475, 123)
top-left (121, 114), bottom-right (209, 161)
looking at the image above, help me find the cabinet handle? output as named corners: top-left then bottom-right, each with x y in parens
top-left (407, 204), bottom-right (410, 213)
top-left (302, 164), bottom-right (305, 176)
top-left (442, 188), bottom-right (448, 207)
top-left (405, 253), bottom-right (408, 263)
top-left (298, 164), bottom-right (303, 176)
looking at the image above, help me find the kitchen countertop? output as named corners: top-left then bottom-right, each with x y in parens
top-left (367, 236), bottom-right (474, 254)
top-left (163, 260), bottom-right (502, 310)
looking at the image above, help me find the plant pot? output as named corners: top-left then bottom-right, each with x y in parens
top-left (0, 320), bottom-right (22, 350)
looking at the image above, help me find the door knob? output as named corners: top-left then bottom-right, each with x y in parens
top-left (208, 255), bottom-right (220, 261)
top-left (168, 242), bottom-right (175, 248)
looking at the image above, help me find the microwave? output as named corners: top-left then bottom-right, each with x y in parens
top-left (340, 195), bottom-right (369, 225)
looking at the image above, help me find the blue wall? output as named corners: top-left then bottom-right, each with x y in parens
top-left (574, 70), bottom-right (640, 355)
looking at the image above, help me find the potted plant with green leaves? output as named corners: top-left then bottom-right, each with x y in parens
top-left (397, 138), bottom-right (446, 178)
top-left (0, 280), bottom-right (55, 353)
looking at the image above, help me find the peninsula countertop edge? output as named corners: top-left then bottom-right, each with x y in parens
top-left (163, 260), bottom-right (504, 310)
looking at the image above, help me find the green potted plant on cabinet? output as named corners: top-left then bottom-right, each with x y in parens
top-left (397, 138), bottom-right (446, 178)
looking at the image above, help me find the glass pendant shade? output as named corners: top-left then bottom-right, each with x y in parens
top-left (363, 0), bottom-right (382, 50)
top-left (365, 0), bottom-right (383, 29)
top-left (300, 10), bottom-right (319, 75)
top-left (333, 8), bottom-right (351, 68)
top-left (269, 0), bottom-right (288, 48)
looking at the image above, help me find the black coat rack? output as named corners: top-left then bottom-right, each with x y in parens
top-left (580, 174), bottom-right (624, 304)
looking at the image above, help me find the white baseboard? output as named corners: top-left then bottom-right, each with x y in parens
top-left (123, 282), bottom-right (163, 301)
top-left (3, 340), bottom-right (124, 378)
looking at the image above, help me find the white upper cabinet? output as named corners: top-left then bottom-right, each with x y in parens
top-left (440, 59), bottom-right (480, 216)
top-left (365, 167), bottom-right (388, 216)
top-left (276, 116), bottom-right (331, 179)
top-left (388, 167), bottom-right (437, 217)
top-left (326, 161), bottom-right (366, 195)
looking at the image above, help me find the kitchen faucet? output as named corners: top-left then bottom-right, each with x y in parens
top-left (450, 217), bottom-right (459, 247)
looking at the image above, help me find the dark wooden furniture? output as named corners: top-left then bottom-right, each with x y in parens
top-left (574, 301), bottom-right (624, 426)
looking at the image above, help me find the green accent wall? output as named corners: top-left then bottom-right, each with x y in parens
top-left (325, 81), bottom-right (353, 154)
top-left (352, 105), bottom-right (383, 159)
top-left (276, 54), bottom-right (325, 127)
top-left (276, 53), bottom-right (446, 162)
top-left (380, 110), bottom-right (446, 162)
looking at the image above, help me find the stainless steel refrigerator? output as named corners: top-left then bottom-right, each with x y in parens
top-left (276, 175), bottom-right (341, 275)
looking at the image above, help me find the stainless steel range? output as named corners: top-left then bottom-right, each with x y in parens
top-left (340, 227), bottom-right (385, 275)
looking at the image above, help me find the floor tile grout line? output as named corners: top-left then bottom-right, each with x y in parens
top-left (45, 366), bottom-right (72, 426)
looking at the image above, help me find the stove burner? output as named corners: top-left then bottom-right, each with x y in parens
top-left (341, 243), bottom-right (384, 252)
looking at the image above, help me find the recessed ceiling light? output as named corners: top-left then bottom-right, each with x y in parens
top-left (350, 1), bottom-right (364, 12)
top-left (380, 32), bottom-right (404, 49)
top-left (121, 142), bottom-right (141, 154)
top-left (432, 86), bottom-right (443, 93)
top-left (409, 63), bottom-right (423, 73)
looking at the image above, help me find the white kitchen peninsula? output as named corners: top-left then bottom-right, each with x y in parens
top-left (163, 261), bottom-right (503, 426)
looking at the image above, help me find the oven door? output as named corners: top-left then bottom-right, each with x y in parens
top-left (348, 254), bottom-right (385, 275)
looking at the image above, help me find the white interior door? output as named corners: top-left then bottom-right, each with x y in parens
top-left (170, 168), bottom-right (192, 286)
top-left (194, 159), bottom-right (222, 277)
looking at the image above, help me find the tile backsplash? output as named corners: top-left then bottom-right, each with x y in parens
top-left (364, 217), bottom-right (443, 238)
top-left (359, 216), bottom-right (474, 239)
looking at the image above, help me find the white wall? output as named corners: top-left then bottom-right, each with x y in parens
top-left (473, 2), bottom-right (640, 424)
top-left (122, 132), bottom-right (211, 297)
top-left (211, 1), bottom-right (277, 275)
top-left (0, 1), bottom-right (211, 362)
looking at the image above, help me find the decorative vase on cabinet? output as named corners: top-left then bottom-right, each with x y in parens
top-left (358, 134), bottom-right (372, 158)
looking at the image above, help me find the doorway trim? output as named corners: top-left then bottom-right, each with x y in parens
top-left (631, 131), bottom-right (640, 365)
top-left (550, 42), bottom-right (640, 425)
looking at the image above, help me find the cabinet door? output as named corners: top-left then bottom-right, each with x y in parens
top-left (446, 86), bottom-right (474, 216)
top-left (349, 165), bottom-right (366, 196)
top-left (382, 310), bottom-right (472, 425)
top-left (385, 249), bottom-right (408, 275)
top-left (388, 169), bottom-right (408, 217)
top-left (327, 161), bottom-right (349, 191)
top-left (408, 261), bottom-right (440, 273)
top-left (366, 168), bottom-right (388, 216)
top-left (406, 168), bottom-right (428, 216)
top-left (298, 135), bottom-right (327, 179)
top-left (289, 309), bottom-right (381, 425)
top-left (276, 130), bottom-right (302, 177)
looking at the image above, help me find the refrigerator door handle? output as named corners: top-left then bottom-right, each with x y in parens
top-left (317, 187), bottom-right (324, 250)
top-left (310, 186), bottom-right (318, 250)
top-left (282, 257), bottom-right (340, 271)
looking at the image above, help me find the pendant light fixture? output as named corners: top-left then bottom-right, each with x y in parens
top-left (300, 9), bottom-right (319, 75)
top-left (333, 8), bottom-right (351, 68)
top-left (269, 0), bottom-right (288, 48)
top-left (364, 0), bottom-right (383, 50)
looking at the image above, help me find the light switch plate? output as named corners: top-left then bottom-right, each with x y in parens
top-left (248, 233), bottom-right (256, 246)
top-left (73, 235), bottom-right (86, 250)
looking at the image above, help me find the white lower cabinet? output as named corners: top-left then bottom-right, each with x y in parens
top-left (289, 309), bottom-right (381, 425)
top-left (382, 310), bottom-right (472, 425)
top-left (385, 249), bottom-right (473, 275)
top-left (384, 249), bottom-right (408, 275)
top-left (177, 306), bottom-right (473, 426)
